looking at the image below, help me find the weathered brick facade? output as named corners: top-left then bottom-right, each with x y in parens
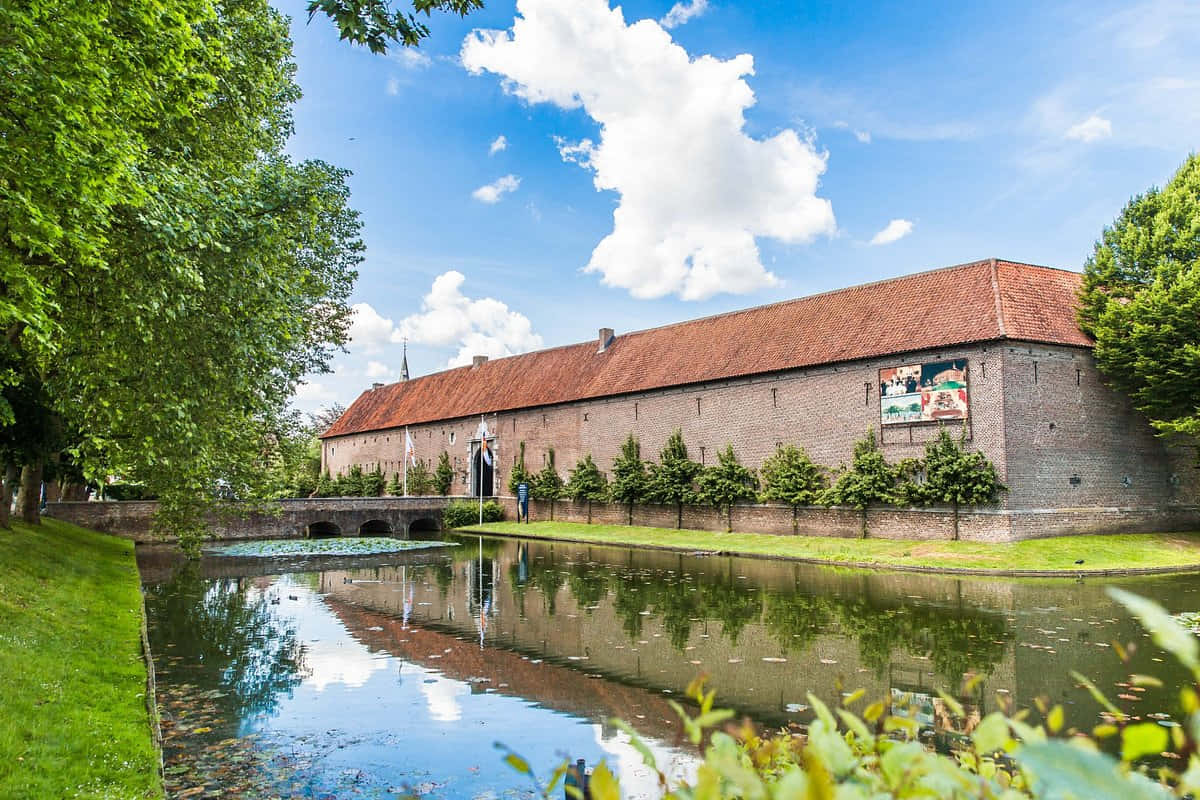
top-left (321, 261), bottom-right (1200, 540)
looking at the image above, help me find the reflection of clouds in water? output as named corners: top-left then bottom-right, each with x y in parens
top-left (303, 639), bottom-right (391, 691)
top-left (420, 673), bottom-right (468, 722)
top-left (591, 723), bottom-right (698, 797)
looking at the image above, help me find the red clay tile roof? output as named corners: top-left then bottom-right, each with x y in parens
top-left (321, 259), bottom-right (1088, 438)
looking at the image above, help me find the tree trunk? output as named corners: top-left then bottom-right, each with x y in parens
top-left (727, 505), bottom-right (733, 533)
top-left (952, 499), bottom-right (960, 541)
top-left (627, 501), bottom-right (633, 526)
top-left (0, 463), bottom-right (17, 528)
top-left (859, 506), bottom-right (868, 539)
top-left (792, 505), bottom-right (798, 536)
top-left (19, 461), bottom-right (43, 524)
top-left (676, 501), bottom-right (682, 530)
top-left (549, 498), bottom-right (555, 521)
top-left (587, 499), bottom-right (592, 525)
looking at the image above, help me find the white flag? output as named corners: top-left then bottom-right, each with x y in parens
top-left (405, 430), bottom-right (416, 467)
top-left (479, 420), bottom-right (492, 466)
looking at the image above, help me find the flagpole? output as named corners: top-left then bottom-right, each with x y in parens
top-left (403, 425), bottom-right (409, 496)
top-left (478, 414), bottom-right (484, 525)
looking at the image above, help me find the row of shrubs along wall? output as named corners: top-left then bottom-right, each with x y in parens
top-left (495, 497), bottom-right (1020, 542)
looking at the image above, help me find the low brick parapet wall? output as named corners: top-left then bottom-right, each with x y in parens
top-left (45, 496), bottom-right (1200, 544)
top-left (44, 496), bottom-right (458, 543)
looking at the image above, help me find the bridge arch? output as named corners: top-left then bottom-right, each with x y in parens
top-left (307, 520), bottom-right (341, 539)
top-left (408, 517), bottom-right (440, 534)
top-left (359, 519), bottom-right (393, 536)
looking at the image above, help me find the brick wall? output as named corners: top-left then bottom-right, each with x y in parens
top-left (1000, 344), bottom-right (1198, 512)
top-left (320, 341), bottom-right (1195, 537)
top-left (324, 342), bottom-right (1006, 500)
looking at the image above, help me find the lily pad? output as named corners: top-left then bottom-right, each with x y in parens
top-left (206, 537), bottom-right (458, 558)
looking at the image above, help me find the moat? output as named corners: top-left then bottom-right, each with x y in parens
top-left (138, 533), bottom-right (1200, 799)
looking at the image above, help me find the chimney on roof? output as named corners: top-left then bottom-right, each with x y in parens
top-left (472, 355), bottom-right (488, 368)
top-left (372, 382), bottom-right (384, 390)
top-left (598, 327), bottom-right (615, 353)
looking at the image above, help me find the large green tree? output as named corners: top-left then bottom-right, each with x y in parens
top-left (2, 1), bottom-right (362, 551)
top-left (1078, 154), bottom-right (1200, 441)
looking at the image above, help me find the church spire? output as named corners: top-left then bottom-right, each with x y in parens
top-left (401, 338), bottom-right (410, 382)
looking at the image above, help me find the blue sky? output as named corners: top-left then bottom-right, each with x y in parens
top-left (279, 0), bottom-right (1200, 413)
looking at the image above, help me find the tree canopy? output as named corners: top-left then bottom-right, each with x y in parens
top-left (647, 429), bottom-right (702, 529)
top-left (1, 1), bottom-right (362, 549)
top-left (1078, 154), bottom-right (1200, 440)
top-left (759, 444), bottom-right (828, 508)
top-left (694, 444), bottom-right (758, 531)
top-left (307, 0), bottom-right (484, 53)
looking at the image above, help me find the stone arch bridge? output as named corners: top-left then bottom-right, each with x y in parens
top-left (46, 496), bottom-right (461, 543)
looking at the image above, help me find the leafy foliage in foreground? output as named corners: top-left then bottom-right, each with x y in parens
top-left (503, 590), bottom-right (1200, 799)
top-left (695, 444), bottom-right (759, 531)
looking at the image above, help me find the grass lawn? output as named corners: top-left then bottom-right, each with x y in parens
top-left (462, 521), bottom-right (1200, 574)
top-left (0, 518), bottom-right (161, 799)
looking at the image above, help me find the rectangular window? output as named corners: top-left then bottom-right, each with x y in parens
top-left (772, 387), bottom-right (777, 408)
top-left (1033, 361), bottom-right (1039, 384)
top-left (696, 397), bottom-right (701, 416)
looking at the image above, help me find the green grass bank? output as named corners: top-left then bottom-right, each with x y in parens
top-left (462, 520), bottom-right (1200, 575)
top-left (0, 518), bottom-right (161, 799)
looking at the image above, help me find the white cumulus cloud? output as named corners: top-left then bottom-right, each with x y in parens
top-left (489, 134), bottom-right (508, 155)
top-left (396, 271), bottom-right (544, 368)
top-left (471, 174), bottom-right (521, 203)
top-left (869, 219), bottom-right (913, 246)
top-left (365, 361), bottom-right (393, 379)
top-left (461, 0), bottom-right (835, 301)
top-left (661, 0), bottom-right (708, 28)
top-left (1064, 114), bottom-right (1113, 142)
top-left (348, 302), bottom-right (398, 352)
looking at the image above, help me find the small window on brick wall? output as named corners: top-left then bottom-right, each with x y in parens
top-left (696, 397), bottom-right (701, 416)
top-left (699, 446), bottom-right (706, 465)
top-left (1033, 361), bottom-right (1039, 383)
top-left (634, 402), bottom-right (639, 420)
top-left (864, 382), bottom-right (871, 407)
top-left (772, 388), bottom-right (777, 408)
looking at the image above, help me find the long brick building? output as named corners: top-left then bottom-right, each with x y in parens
top-left (320, 258), bottom-right (1199, 540)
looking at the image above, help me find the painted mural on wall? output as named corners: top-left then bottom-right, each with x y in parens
top-left (879, 359), bottom-right (969, 425)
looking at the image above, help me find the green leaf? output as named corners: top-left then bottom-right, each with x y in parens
top-left (1018, 740), bottom-right (1172, 800)
top-left (972, 712), bottom-right (1010, 754)
top-left (587, 762), bottom-right (620, 800)
top-left (1121, 722), bottom-right (1169, 762)
top-left (1108, 588), bottom-right (1200, 673)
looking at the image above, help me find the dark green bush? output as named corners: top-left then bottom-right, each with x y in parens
top-left (443, 499), bottom-right (504, 528)
top-left (104, 483), bottom-right (155, 501)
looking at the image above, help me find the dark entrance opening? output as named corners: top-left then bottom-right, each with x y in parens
top-left (472, 446), bottom-right (494, 498)
top-left (409, 517), bottom-right (440, 533)
top-left (359, 519), bottom-right (392, 536)
top-left (307, 521), bottom-right (341, 539)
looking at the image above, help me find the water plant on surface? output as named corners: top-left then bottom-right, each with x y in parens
top-left (207, 537), bottom-right (456, 557)
top-left (499, 590), bottom-right (1200, 799)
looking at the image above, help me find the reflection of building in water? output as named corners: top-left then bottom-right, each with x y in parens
top-left (317, 537), bottom-right (1189, 743)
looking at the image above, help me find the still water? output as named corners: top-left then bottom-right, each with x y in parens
top-left (138, 533), bottom-right (1200, 798)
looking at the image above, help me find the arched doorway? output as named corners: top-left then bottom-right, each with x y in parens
top-left (307, 521), bottom-right (341, 539)
top-left (359, 519), bottom-right (393, 536)
top-left (471, 444), bottom-right (494, 498)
